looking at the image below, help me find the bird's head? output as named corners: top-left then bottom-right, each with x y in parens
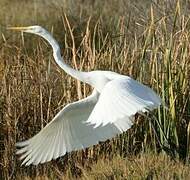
top-left (7, 25), bottom-right (46, 35)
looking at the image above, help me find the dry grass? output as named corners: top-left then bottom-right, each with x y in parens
top-left (83, 152), bottom-right (190, 180)
top-left (15, 152), bottom-right (190, 180)
top-left (0, 0), bottom-right (190, 179)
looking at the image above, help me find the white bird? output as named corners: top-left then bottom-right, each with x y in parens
top-left (8, 26), bottom-right (161, 166)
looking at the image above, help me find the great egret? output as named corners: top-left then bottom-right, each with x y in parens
top-left (9, 26), bottom-right (161, 166)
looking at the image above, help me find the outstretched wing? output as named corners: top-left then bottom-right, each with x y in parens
top-left (16, 90), bottom-right (133, 166)
top-left (86, 77), bottom-right (161, 127)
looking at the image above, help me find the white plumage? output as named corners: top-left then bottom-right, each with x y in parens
top-left (9, 26), bottom-right (161, 166)
top-left (87, 76), bottom-right (161, 127)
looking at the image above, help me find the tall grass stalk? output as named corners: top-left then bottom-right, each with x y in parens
top-left (0, 0), bottom-right (190, 179)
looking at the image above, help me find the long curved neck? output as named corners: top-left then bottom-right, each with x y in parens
top-left (39, 31), bottom-right (90, 83)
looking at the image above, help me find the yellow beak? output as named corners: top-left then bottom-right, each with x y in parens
top-left (7, 26), bottom-right (31, 31)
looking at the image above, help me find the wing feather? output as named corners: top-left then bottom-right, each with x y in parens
top-left (16, 90), bottom-right (133, 165)
top-left (16, 77), bottom-right (160, 166)
top-left (87, 77), bottom-right (161, 127)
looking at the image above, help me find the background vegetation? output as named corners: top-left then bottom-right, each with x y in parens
top-left (0, 0), bottom-right (190, 179)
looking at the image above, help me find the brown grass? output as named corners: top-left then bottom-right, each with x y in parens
top-left (0, 0), bottom-right (190, 179)
top-left (15, 152), bottom-right (190, 180)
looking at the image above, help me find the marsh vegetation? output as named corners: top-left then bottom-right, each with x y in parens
top-left (0, 0), bottom-right (190, 179)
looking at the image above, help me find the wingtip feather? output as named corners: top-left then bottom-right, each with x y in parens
top-left (16, 140), bottom-right (29, 147)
